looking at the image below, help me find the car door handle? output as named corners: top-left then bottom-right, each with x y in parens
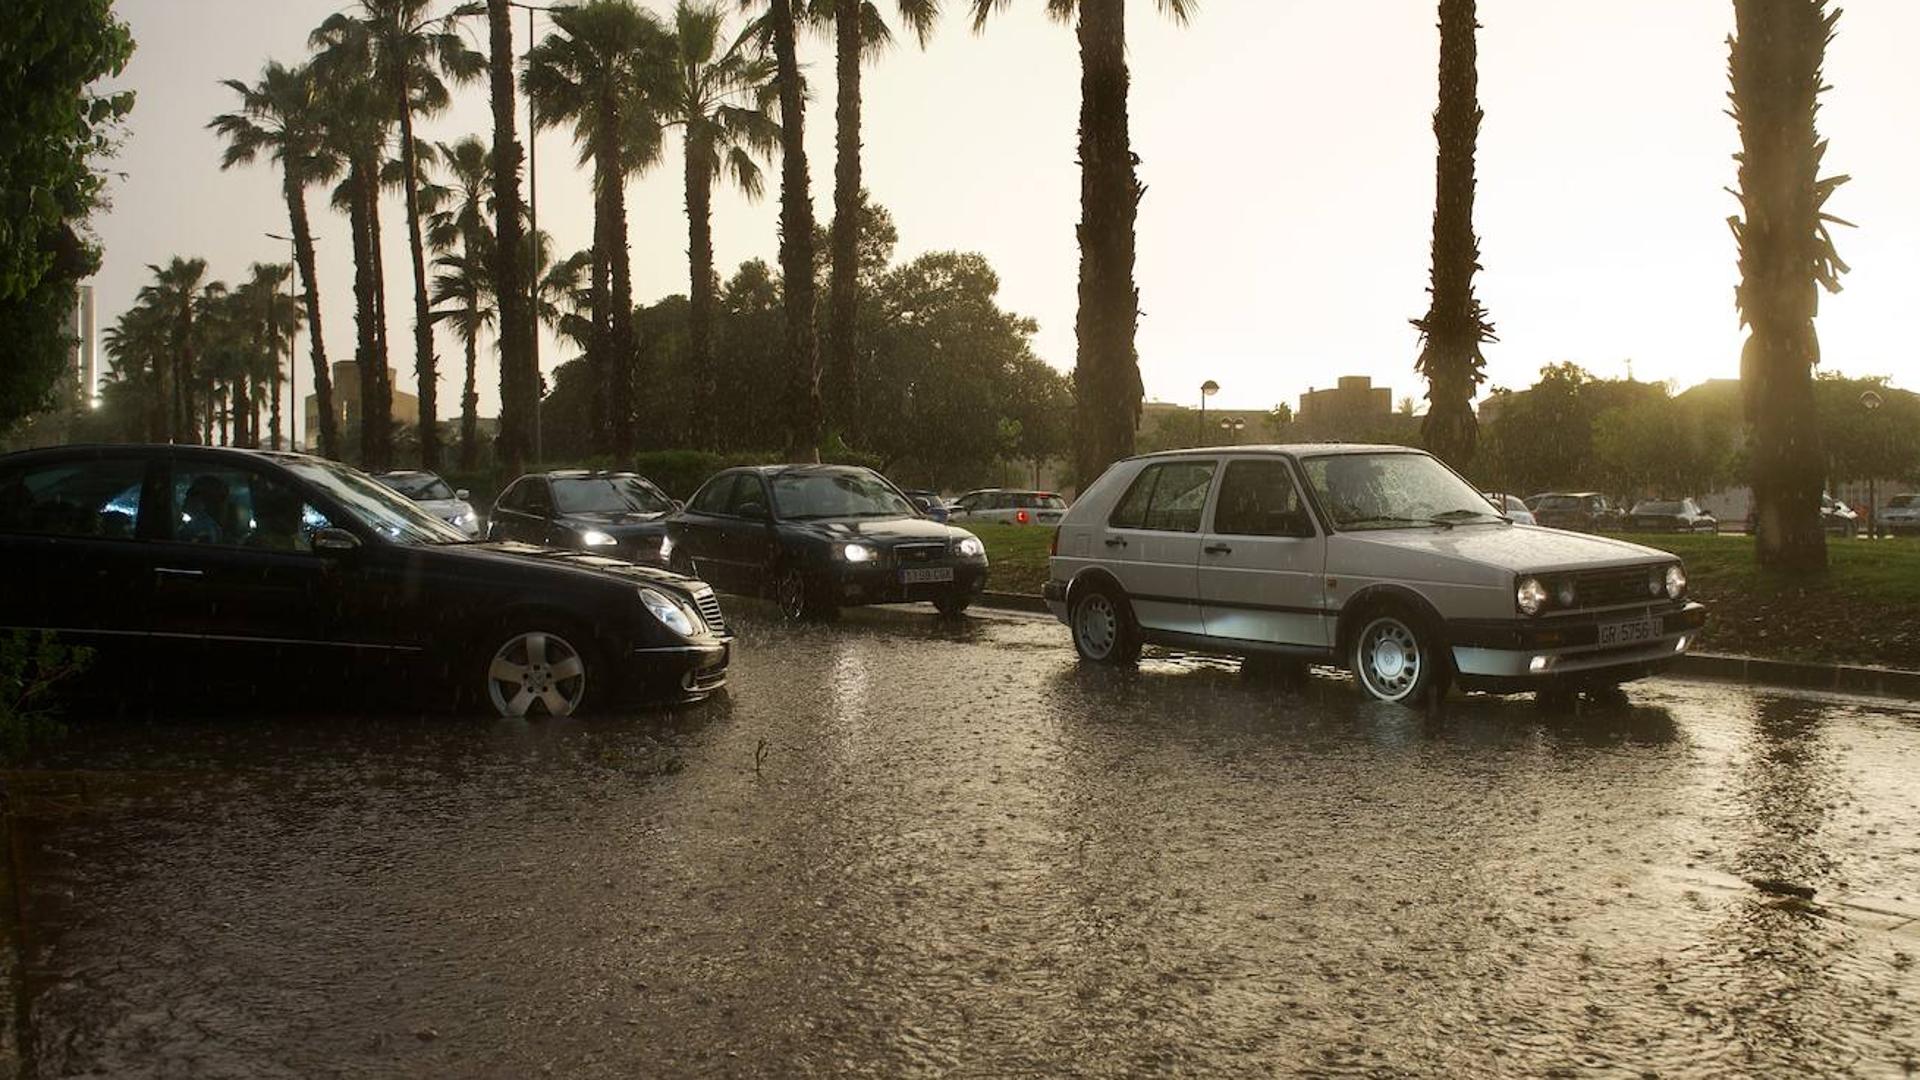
top-left (1104, 537), bottom-right (1128, 548)
top-left (1204, 543), bottom-right (1233, 555)
top-left (154, 567), bottom-right (204, 578)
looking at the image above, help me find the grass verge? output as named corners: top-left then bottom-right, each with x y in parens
top-left (973, 522), bottom-right (1920, 669)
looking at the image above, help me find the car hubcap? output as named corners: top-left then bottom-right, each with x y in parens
top-left (1076, 595), bottom-right (1117, 659)
top-left (1359, 617), bottom-right (1420, 701)
top-left (487, 631), bottom-right (587, 718)
top-left (778, 572), bottom-right (806, 619)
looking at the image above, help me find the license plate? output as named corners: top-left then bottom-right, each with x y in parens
top-left (900, 567), bottom-right (954, 585)
top-left (1598, 615), bottom-right (1658, 646)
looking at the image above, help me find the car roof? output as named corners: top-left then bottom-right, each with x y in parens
top-left (541, 469), bottom-right (643, 479)
top-left (1131, 443), bottom-right (1422, 461)
top-left (740, 463), bottom-right (875, 476)
top-left (1539, 491), bottom-right (1603, 498)
top-left (0, 443), bottom-right (323, 467)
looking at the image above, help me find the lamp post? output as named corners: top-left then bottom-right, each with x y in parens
top-left (509, 0), bottom-right (562, 466)
top-left (265, 231), bottom-right (298, 450)
top-left (1219, 417), bottom-right (1245, 445)
top-left (1199, 379), bottom-right (1219, 445)
top-left (1862, 389), bottom-right (1884, 539)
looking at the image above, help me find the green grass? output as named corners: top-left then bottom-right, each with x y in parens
top-left (973, 520), bottom-right (1920, 668)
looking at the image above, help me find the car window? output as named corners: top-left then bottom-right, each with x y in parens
top-left (1537, 495), bottom-right (1578, 511)
top-left (1110, 461), bottom-right (1215, 533)
top-left (380, 473), bottom-right (454, 501)
top-left (689, 473), bottom-right (738, 515)
top-left (1213, 460), bottom-right (1310, 537)
top-left (168, 464), bottom-right (333, 552)
top-left (523, 479), bottom-right (553, 516)
top-left (552, 476), bottom-right (672, 515)
top-left (1038, 494), bottom-right (1067, 510)
top-left (770, 470), bottom-right (913, 520)
top-left (725, 474), bottom-right (770, 516)
top-left (0, 457), bottom-right (146, 540)
top-left (1891, 495), bottom-right (1916, 509)
top-left (497, 479), bottom-right (525, 512)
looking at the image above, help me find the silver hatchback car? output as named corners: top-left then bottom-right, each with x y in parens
top-left (1042, 445), bottom-right (1708, 705)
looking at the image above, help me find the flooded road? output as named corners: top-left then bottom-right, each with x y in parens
top-left (5, 604), bottom-right (1918, 1077)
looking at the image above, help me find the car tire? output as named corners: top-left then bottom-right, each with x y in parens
top-left (481, 620), bottom-right (597, 719)
top-left (1070, 584), bottom-right (1142, 665)
top-left (773, 565), bottom-right (833, 621)
top-left (1350, 605), bottom-right (1448, 707)
top-left (933, 589), bottom-right (973, 617)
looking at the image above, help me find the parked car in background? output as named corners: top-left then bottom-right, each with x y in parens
top-left (1531, 492), bottom-right (1622, 533)
top-left (1041, 445), bottom-right (1705, 706)
top-left (901, 488), bottom-right (951, 522)
top-left (949, 489), bottom-right (1068, 526)
top-left (373, 469), bottom-right (482, 537)
top-left (1625, 498), bottom-right (1717, 534)
top-left (0, 445), bottom-right (730, 718)
top-left (1483, 492), bottom-right (1535, 526)
top-left (1883, 493), bottom-right (1920, 535)
top-left (488, 470), bottom-right (679, 564)
top-left (665, 464), bottom-right (988, 619)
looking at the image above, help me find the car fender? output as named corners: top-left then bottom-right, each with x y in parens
top-left (1063, 565), bottom-right (1128, 610)
top-left (1334, 583), bottom-right (1450, 660)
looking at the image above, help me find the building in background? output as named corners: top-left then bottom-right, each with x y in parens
top-left (1298, 375), bottom-right (1391, 426)
top-left (68, 284), bottom-right (97, 410)
top-left (304, 360), bottom-right (420, 449)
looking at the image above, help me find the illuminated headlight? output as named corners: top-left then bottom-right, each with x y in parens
top-left (580, 529), bottom-right (618, 547)
top-left (638, 587), bottom-right (698, 637)
top-left (955, 536), bottom-right (984, 558)
top-left (1665, 563), bottom-right (1687, 600)
top-left (1516, 576), bottom-right (1548, 616)
top-left (840, 543), bottom-right (877, 563)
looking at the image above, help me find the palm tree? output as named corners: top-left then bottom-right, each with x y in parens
top-left (138, 257), bottom-right (213, 444)
top-left (970, 0), bottom-right (1193, 485)
top-left (526, 0), bottom-right (670, 459)
top-left (659, 2), bottom-right (779, 447)
top-left (428, 135), bottom-right (496, 469)
top-left (102, 299), bottom-right (170, 442)
top-left (210, 61), bottom-right (343, 458)
top-left (234, 263), bottom-right (302, 450)
top-left (1411, 0), bottom-right (1495, 471)
top-left (485, 0), bottom-right (535, 478)
top-left (1729, 0), bottom-right (1849, 573)
top-left (824, 0), bottom-right (935, 442)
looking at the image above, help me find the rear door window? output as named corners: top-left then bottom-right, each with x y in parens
top-left (1109, 461), bottom-right (1217, 533)
top-left (0, 457), bottom-right (147, 539)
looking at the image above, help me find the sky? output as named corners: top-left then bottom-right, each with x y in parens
top-left (87, 0), bottom-right (1920, 434)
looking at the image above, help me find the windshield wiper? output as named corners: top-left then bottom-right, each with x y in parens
top-left (1433, 507), bottom-right (1510, 523)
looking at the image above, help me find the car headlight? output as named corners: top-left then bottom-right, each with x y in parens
top-left (840, 543), bottom-right (877, 563)
top-left (638, 587), bottom-right (698, 637)
top-left (1665, 563), bottom-right (1687, 600)
top-left (1516, 576), bottom-right (1548, 616)
top-left (955, 535), bottom-right (984, 558)
top-left (580, 529), bottom-right (618, 547)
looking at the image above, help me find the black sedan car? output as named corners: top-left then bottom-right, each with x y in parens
top-left (0, 445), bottom-right (730, 717)
top-left (665, 464), bottom-right (988, 619)
top-left (1624, 498), bottom-right (1718, 533)
top-left (488, 469), bottom-right (678, 564)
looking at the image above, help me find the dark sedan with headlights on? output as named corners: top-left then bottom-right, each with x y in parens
top-left (488, 470), bottom-right (679, 564)
top-left (664, 464), bottom-right (989, 619)
top-left (0, 445), bottom-right (729, 717)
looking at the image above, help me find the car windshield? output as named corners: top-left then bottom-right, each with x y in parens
top-left (380, 473), bottom-right (454, 501)
top-left (1634, 501), bottom-right (1682, 514)
top-left (1300, 451), bottom-right (1504, 530)
top-left (1537, 495), bottom-right (1582, 511)
top-left (552, 476), bottom-right (672, 515)
top-left (284, 460), bottom-right (469, 546)
top-left (771, 471), bottom-right (916, 520)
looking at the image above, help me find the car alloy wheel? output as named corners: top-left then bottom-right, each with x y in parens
top-left (1353, 614), bottom-right (1428, 704)
top-left (775, 567), bottom-right (812, 620)
top-left (487, 630), bottom-right (588, 718)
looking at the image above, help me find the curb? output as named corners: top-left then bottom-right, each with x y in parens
top-left (972, 592), bottom-right (1920, 700)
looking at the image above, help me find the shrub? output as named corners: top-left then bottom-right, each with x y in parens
top-left (0, 631), bottom-right (92, 761)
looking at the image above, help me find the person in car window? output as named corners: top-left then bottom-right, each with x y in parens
top-left (180, 475), bottom-right (232, 544)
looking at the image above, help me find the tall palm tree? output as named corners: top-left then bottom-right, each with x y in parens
top-left (428, 135), bottom-right (496, 469)
top-left (314, 2), bottom-right (485, 471)
top-left (970, 0), bottom-right (1193, 485)
top-left (210, 61), bottom-right (343, 458)
top-left (825, 0), bottom-right (935, 442)
top-left (234, 263), bottom-right (303, 451)
top-left (485, 0), bottom-right (535, 478)
top-left (1411, 0), bottom-right (1495, 471)
top-left (659, 2), bottom-right (778, 447)
top-left (102, 299), bottom-right (170, 442)
top-left (138, 257), bottom-right (213, 444)
top-left (526, 0), bottom-right (670, 459)
top-left (1729, 0), bottom-right (1848, 573)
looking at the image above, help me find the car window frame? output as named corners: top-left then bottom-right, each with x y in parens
top-left (1107, 458), bottom-right (1220, 535)
top-left (522, 477), bottom-right (554, 517)
top-left (0, 450), bottom-right (158, 544)
top-left (153, 454), bottom-right (344, 555)
top-left (1206, 456), bottom-right (1318, 539)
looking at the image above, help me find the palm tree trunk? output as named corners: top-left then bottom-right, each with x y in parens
top-left (609, 147), bottom-right (637, 460)
top-left (771, 0), bottom-right (822, 461)
top-left (286, 175), bottom-right (337, 458)
top-left (269, 333), bottom-right (284, 451)
top-left (590, 122), bottom-right (616, 454)
top-left (395, 74), bottom-right (441, 471)
top-left (349, 157), bottom-right (380, 466)
top-left (685, 134), bottom-right (717, 450)
top-left (1414, 0), bottom-right (1494, 471)
top-left (461, 323), bottom-right (479, 470)
top-left (1072, 0), bottom-right (1140, 487)
top-left (828, 0), bottom-right (862, 445)
top-left (486, 0), bottom-right (533, 478)
top-left (366, 164), bottom-right (394, 472)
top-left (1731, 0), bottom-right (1836, 572)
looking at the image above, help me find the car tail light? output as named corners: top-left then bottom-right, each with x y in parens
top-left (1016, 509), bottom-right (1030, 524)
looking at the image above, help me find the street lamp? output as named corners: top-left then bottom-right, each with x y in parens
top-left (266, 231), bottom-right (298, 450)
top-left (1862, 389), bottom-right (1884, 539)
top-left (509, 0), bottom-right (566, 466)
top-left (1199, 379), bottom-right (1219, 445)
top-left (1219, 417), bottom-right (1246, 445)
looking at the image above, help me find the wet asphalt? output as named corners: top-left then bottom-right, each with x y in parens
top-left (3, 603), bottom-right (1918, 1078)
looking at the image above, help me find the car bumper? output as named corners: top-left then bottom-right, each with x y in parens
top-left (1447, 602), bottom-right (1708, 691)
top-left (1043, 578), bottom-right (1069, 621)
top-left (620, 639), bottom-right (731, 700)
top-left (831, 561), bottom-right (989, 606)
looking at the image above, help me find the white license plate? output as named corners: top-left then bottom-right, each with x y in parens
top-left (900, 567), bottom-right (954, 585)
top-left (1598, 615), bottom-right (1659, 646)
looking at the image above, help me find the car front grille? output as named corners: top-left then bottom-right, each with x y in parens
top-left (893, 542), bottom-right (948, 564)
top-left (1567, 565), bottom-right (1660, 609)
top-left (691, 589), bottom-right (728, 635)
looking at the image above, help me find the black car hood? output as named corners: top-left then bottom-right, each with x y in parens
top-left (786, 516), bottom-right (957, 543)
top-left (426, 540), bottom-right (702, 592)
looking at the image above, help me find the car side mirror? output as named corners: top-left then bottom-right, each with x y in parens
top-left (737, 501), bottom-right (769, 520)
top-left (456, 488), bottom-right (470, 502)
top-left (313, 527), bottom-right (361, 554)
